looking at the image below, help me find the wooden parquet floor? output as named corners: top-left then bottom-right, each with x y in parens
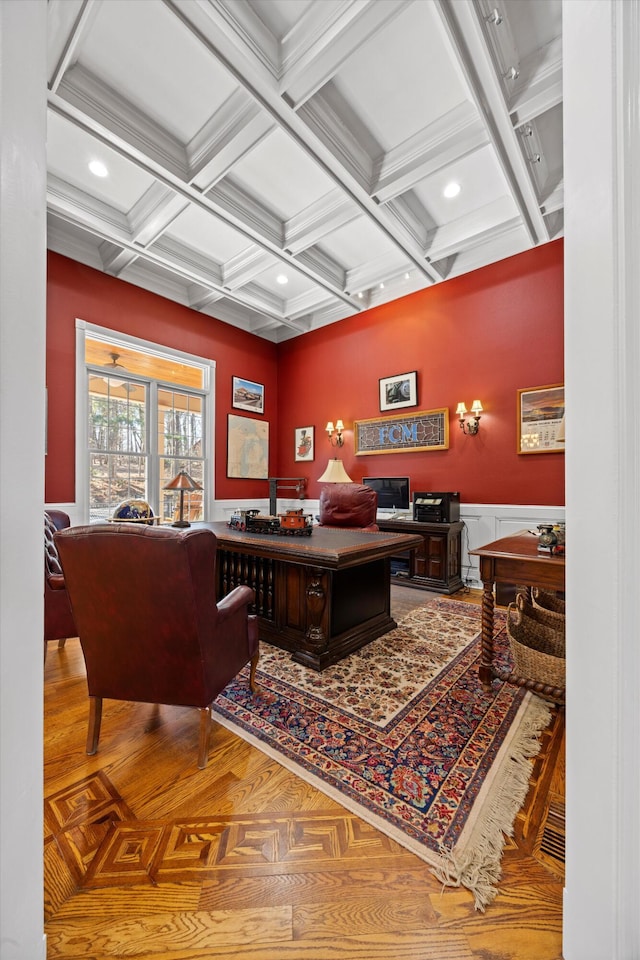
top-left (44, 586), bottom-right (565, 960)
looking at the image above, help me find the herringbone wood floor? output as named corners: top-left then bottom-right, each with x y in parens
top-left (44, 586), bottom-right (565, 960)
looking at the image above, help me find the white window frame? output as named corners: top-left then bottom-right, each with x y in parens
top-left (75, 320), bottom-right (216, 524)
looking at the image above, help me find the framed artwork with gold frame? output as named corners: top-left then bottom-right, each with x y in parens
top-left (517, 384), bottom-right (565, 454)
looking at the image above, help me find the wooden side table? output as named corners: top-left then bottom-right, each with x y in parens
top-left (470, 530), bottom-right (565, 699)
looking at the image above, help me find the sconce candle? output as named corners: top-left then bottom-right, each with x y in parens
top-left (326, 419), bottom-right (345, 446)
top-left (457, 400), bottom-right (483, 435)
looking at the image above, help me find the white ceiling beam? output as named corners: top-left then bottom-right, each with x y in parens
top-left (47, 91), bottom-right (363, 314)
top-left (346, 251), bottom-right (413, 294)
top-left (48, 173), bottom-right (132, 240)
top-left (510, 38), bottom-right (563, 127)
top-left (435, 0), bottom-right (549, 246)
top-left (47, 0), bottom-right (99, 93)
top-left (426, 196), bottom-right (523, 260)
top-left (48, 181), bottom-right (307, 330)
top-left (280, 0), bottom-right (411, 110)
top-left (98, 241), bottom-right (139, 276)
top-left (161, 0), bottom-right (442, 284)
top-left (59, 64), bottom-right (189, 181)
top-left (223, 249), bottom-right (276, 291)
top-left (432, 219), bottom-right (530, 280)
top-left (372, 103), bottom-right (487, 204)
top-left (187, 284), bottom-right (224, 311)
top-left (284, 191), bottom-right (359, 255)
top-left (186, 89), bottom-right (275, 186)
top-left (127, 183), bottom-right (189, 247)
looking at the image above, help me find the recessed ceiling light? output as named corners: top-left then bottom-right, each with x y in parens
top-left (379, 282), bottom-right (385, 290)
top-left (443, 181), bottom-right (461, 198)
top-left (89, 160), bottom-right (108, 178)
top-left (276, 274), bottom-right (288, 285)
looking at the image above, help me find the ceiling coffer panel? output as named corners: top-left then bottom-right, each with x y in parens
top-left (46, 0), bottom-right (563, 343)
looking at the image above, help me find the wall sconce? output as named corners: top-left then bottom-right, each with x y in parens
top-left (456, 400), bottom-right (483, 435)
top-left (325, 419), bottom-right (344, 446)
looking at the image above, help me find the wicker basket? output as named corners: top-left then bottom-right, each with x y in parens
top-left (507, 594), bottom-right (566, 690)
top-left (531, 587), bottom-right (566, 617)
top-left (525, 589), bottom-right (566, 633)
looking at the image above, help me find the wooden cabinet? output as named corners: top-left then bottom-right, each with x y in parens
top-left (376, 519), bottom-right (464, 594)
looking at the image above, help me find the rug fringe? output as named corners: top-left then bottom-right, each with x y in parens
top-left (430, 694), bottom-right (552, 911)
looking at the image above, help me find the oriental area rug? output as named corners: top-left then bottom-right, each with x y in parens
top-left (212, 597), bottom-right (552, 911)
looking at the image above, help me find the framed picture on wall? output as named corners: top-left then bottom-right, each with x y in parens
top-left (227, 414), bottom-right (269, 478)
top-left (232, 376), bottom-right (264, 414)
top-left (517, 384), bottom-right (565, 454)
top-left (379, 371), bottom-right (417, 411)
top-left (294, 426), bottom-right (314, 462)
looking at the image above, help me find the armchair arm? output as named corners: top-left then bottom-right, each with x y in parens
top-left (216, 584), bottom-right (254, 623)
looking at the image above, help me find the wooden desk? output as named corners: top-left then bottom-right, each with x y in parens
top-left (376, 518), bottom-right (464, 593)
top-left (470, 530), bottom-right (565, 697)
top-left (198, 522), bottom-right (423, 670)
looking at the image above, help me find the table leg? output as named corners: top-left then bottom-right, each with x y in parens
top-left (479, 579), bottom-right (495, 693)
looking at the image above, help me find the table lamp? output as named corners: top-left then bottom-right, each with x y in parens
top-left (164, 470), bottom-right (203, 527)
top-left (318, 458), bottom-right (353, 483)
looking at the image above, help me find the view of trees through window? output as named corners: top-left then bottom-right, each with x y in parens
top-left (86, 337), bottom-right (207, 523)
top-left (89, 380), bottom-right (147, 520)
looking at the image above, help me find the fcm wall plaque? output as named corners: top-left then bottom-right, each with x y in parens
top-left (354, 408), bottom-right (449, 455)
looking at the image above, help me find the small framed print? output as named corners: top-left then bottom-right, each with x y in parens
top-left (517, 384), bottom-right (565, 454)
top-left (232, 376), bottom-right (264, 414)
top-left (294, 426), bottom-right (314, 462)
top-left (379, 371), bottom-right (417, 411)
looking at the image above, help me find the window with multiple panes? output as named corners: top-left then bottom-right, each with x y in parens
top-left (79, 327), bottom-right (213, 524)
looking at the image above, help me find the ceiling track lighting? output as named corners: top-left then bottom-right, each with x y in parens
top-left (485, 8), bottom-right (503, 25)
top-left (503, 66), bottom-right (519, 81)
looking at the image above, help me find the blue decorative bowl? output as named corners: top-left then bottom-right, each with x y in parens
top-left (113, 499), bottom-right (154, 524)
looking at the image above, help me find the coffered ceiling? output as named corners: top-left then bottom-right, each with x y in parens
top-left (47, 0), bottom-right (563, 342)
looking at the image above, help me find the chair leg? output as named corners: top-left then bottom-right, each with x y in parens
top-left (58, 638), bottom-right (67, 650)
top-left (198, 705), bottom-right (212, 769)
top-left (86, 696), bottom-right (102, 755)
top-left (249, 650), bottom-right (260, 693)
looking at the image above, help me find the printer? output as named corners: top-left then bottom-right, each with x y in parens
top-left (413, 491), bottom-right (460, 523)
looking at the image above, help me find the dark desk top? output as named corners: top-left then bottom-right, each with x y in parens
top-left (470, 529), bottom-right (565, 567)
top-left (196, 521), bottom-right (423, 571)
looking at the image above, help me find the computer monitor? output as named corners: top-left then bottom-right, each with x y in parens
top-left (362, 477), bottom-right (410, 511)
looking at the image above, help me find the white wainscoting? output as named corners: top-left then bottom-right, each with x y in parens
top-left (48, 499), bottom-right (565, 591)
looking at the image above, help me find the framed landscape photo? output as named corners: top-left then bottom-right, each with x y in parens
top-left (517, 384), bottom-right (565, 454)
top-left (294, 426), bottom-right (314, 462)
top-left (232, 376), bottom-right (264, 414)
top-left (379, 371), bottom-right (417, 411)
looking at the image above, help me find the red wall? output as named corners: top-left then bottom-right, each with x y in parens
top-left (46, 252), bottom-right (278, 504)
top-left (46, 241), bottom-right (564, 509)
top-left (277, 240), bottom-right (565, 506)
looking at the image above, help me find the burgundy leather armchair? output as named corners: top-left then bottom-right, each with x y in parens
top-left (44, 510), bottom-right (77, 662)
top-left (55, 523), bottom-right (259, 769)
top-left (318, 483), bottom-right (379, 531)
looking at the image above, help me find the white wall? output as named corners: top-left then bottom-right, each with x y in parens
top-left (0, 1), bottom-right (47, 957)
top-left (563, 1), bottom-right (640, 957)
